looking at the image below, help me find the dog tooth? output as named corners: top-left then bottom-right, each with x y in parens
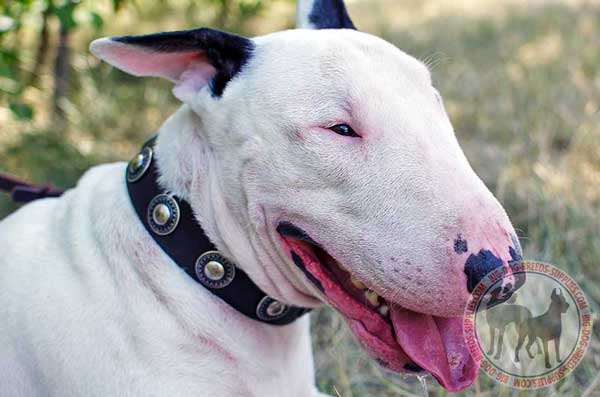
top-left (350, 275), bottom-right (366, 290)
top-left (365, 290), bottom-right (380, 307)
top-left (379, 304), bottom-right (389, 317)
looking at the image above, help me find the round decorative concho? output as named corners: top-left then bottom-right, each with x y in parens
top-left (127, 146), bottom-right (153, 183)
top-left (146, 193), bottom-right (180, 236)
top-left (256, 296), bottom-right (290, 322)
top-left (194, 251), bottom-right (236, 289)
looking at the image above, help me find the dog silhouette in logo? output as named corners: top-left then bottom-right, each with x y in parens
top-left (514, 288), bottom-right (570, 368)
top-left (485, 287), bottom-right (533, 360)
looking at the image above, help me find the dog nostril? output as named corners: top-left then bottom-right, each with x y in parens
top-left (464, 249), bottom-right (504, 293)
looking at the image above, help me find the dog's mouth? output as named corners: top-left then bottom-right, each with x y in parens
top-left (277, 222), bottom-right (479, 392)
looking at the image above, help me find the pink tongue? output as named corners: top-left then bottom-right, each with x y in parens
top-left (391, 307), bottom-right (480, 392)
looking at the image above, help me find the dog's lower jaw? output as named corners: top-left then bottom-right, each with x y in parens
top-left (242, 204), bottom-right (324, 307)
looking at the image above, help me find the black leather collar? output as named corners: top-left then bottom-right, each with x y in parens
top-left (126, 137), bottom-right (310, 325)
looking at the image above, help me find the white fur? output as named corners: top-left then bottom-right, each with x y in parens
top-left (0, 159), bottom-right (320, 396)
top-left (0, 7), bottom-right (518, 397)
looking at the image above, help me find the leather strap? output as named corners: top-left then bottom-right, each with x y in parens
top-left (126, 137), bottom-right (310, 326)
top-left (0, 173), bottom-right (63, 203)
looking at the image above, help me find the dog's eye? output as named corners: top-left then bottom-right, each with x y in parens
top-left (329, 124), bottom-right (360, 138)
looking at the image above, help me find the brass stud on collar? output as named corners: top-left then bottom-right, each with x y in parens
top-left (266, 300), bottom-right (286, 317)
top-left (204, 260), bottom-right (226, 281)
top-left (147, 193), bottom-right (180, 236)
top-left (127, 146), bottom-right (153, 183)
top-left (256, 296), bottom-right (290, 321)
top-left (152, 203), bottom-right (172, 226)
top-left (131, 153), bottom-right (144, 170)
top-left (195, 251), bottom-right (235, 289)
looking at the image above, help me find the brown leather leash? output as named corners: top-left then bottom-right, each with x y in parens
top-left (0, 173), bottom-right (64, 203)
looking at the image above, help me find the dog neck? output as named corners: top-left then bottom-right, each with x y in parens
top-left (152, 105), bottom-right (322, 308)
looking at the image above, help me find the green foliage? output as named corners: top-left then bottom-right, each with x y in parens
top-left (54, 1), bottom-right (80, 32)
top-left (111, 0), bottom-right (125, 12)
top-left (8, 101), bottom-right (33, 119)
top-left (0, 49), bottom-right (19, 93)
top-left (87, 11), bottom-right (103, 30)
top-left (2, 130), bottom-right (97, 188)
top-left (0, 129), bottom-right (98, 220)
top-left (237, 0), bottom-right (264, 19)
top-left (0, 0), bottom-right (270, 125)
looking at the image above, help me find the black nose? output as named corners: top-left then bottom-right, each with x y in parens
top-left (464, 249), bottom-right (506, 293)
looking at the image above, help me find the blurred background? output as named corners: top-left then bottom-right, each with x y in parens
top-left (1, 0), bottom-right (599, 395)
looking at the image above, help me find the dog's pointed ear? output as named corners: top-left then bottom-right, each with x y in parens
top-left (296, 0), bottom-right (356, 30)
top-left (551, 288), bottom-right (558, 298)
top-left (89, 28), bottom-right (254, 101)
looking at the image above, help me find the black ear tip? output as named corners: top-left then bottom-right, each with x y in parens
top-left (111, 28), bottom-right (251, 53)
top-left (308, 0), bottom-right (356, 30)
top-left (109, 28), bottom-right (254, 97)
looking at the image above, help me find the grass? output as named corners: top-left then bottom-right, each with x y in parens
top-left (1, 1), bottom-right (599, 396)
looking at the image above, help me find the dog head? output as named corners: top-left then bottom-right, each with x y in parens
top-left (90, 0), bottom-right (523, 391)
top-left (551, 288), bottom-right (570, 313)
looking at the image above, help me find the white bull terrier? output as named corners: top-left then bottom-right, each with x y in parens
top-left (0, 0), bottom-right (524, 395)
